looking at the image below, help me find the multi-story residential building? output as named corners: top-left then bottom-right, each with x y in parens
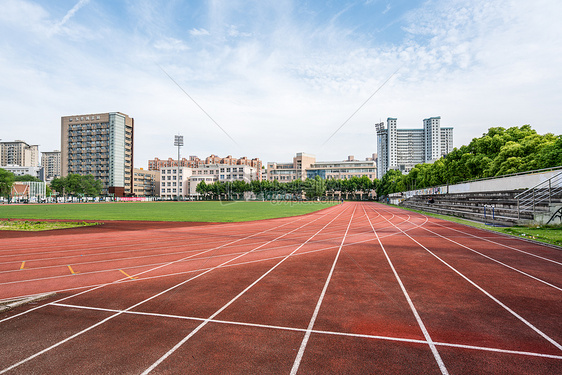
top-left (0, 140), bottom-right (39, 167)
top-left (268, 153), bottom-right (376, 182)
top-left (159, 164), bottom-right (257, 199)
top-left (41, 150), bottom-right (61, 182)
top-left (132, 168), bottom-right (159, 197)
top-left (267, 152), bottom-right (316, 182)
top-left (149, 155), bottom-right (262, 180)
top-left (61, 112), bottom-right (134, 196)
top-left (188, 164), bottom-right (257, 196)
top-left (375, 116), bottom-right (453, 178)
top-left (306, 156), bottom-right (377, 180)
top-left (148, 156), bottom-right (200, 170)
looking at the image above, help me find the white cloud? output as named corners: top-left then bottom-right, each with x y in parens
top-left (154, 37), bottom-right (190, 51)
top-left (50, 0), bottom-right (90, 36)
top-left (227, 25), bottom-right (252, 38)
top-left (189, 28), bottom-right (210, 36)
top-left (0, 0), bottom-right (560, 168)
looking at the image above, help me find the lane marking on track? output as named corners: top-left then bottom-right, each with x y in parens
top-left (290, 205), bottom-right (357, 375)
top-left (363, 205), bottom-right (449, 375)
top-left (67, 265), bottom-right (79, 275)
top-left (119, 270), bottom-right (137, 280)
top-left (0, 213), bottom-right (430, 297)
top-left (429, 219), bottom-right (562, 266)
top-left (49, 302), bottom-right (562, 361)
top-left (0, 204), bottom-right (348, 374)
top-left (1, 236), bottom-right (383, 303)
top-left (417, 225), bottom-right (562, 291)
top-left (140, 205), bottom-right (351, 375)
top-left (373, 205), bottom-right (562, 353)
top-left (0, 211), bottom-right (318, 325)
top-left (0, 228), bottom-right (376, 271)
top-left (19, 262), bottom-right (25, 270)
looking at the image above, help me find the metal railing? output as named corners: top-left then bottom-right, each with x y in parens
top-left (515, 170), bottom-right (562, 218)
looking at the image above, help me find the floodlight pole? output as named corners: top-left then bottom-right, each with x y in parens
top-left (174, 134), bottom-right (184, 201)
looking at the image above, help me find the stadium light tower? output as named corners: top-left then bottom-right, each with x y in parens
top-left (174, 134), bottom-right (184, 200)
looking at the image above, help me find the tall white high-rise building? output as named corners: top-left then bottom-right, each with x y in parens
top-left (375, 116), bottom-right (453, 179)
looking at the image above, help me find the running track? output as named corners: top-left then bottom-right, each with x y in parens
top-left (0, 202), bottom-right (561, 374)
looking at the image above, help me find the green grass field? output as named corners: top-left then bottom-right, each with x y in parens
top-left (0, 201), bottom-right (338, 223)
top-left (0, 220), bottom-right (98, 231)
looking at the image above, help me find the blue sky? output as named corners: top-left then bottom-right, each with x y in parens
top-left (1, 0), bottom-right (561, 168)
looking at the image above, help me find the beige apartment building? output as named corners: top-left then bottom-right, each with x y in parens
top-left (149, 155), bottom-right (262, 181)
top-left (267, 152), bottom-right (316, 181)
top-left (61, 112), bottom-right (134, 196)
top-left (0, 140), bottom-right (39, 167)
top-left (268, 153), bottom-right (377, 182)
top-left (41, 150), bottom-right (61, 182)
top-left (133, 168), bottom-right (159, 197)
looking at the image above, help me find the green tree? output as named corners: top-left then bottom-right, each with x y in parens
top-left (0, 168), bottom-right (15, 199)
top-left (14, 174), bottom-right (41, 182)
top-left (196, 180), bottom-right (208, 198)
top-left (48, 174), bottom-right (103, 197)
top-left (305, 176), bottom-right (326, 199)
top-left (535, 135), bottom-right (562, 168)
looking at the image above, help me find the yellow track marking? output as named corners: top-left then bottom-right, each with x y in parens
top-left (67, 265), bottom-right (79, 275)
top-left (119, 269), bottom-right (137, 280)
top-left (20, 261), bottom-right (26, 270)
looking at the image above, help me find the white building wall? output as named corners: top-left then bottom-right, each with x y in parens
top-left (109, 113), bottom-right (126, 188)
top-left (159, 167), bottom-right (192, 199)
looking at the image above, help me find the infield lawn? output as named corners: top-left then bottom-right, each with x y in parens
top-left (0, 201), bottom-right (338, 222)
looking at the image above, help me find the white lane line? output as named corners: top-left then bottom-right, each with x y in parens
top-left (0, 205), bottom-right (345, 373)
top-left (373, 206), bottom-right (562, 353)
top-left (430, 219), bottom-right (562, 266)
top-left (0, 218), bottom-right (428, 305)
top-left (417, 225), bottom-right (562, 291)
top-left (0, 234), bottom-right (379, 305)
top-left (363, 205), bottom-right (449, 375)
top-left (290, 205), bottom-right (357, 375)
top-left (140, 204), bottom-right (350, 374)
top-left (50, 302), bottom-right (562, 361)
top-left (0, 220), bottom-right (365, 285)
top-left (0, 212), bottom-right (316, 324)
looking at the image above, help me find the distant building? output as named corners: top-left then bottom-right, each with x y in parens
top-left (2, 165), bottom-right (44, 181)
top-left (307, 156), bottom-right (376, 180)
top-left (268, 153), bottom-right (376, 182)
top-left (0, 140), bottom-right (39, 167)
top-left (132, 168), bottom-right (159, 197)
top-left (61, 112), bottom-right (134, 196)
top-left (149, 155), bottom-right (262, 181)
top-left (41, 150), bottom-right (61, 182)
top-left (267, 152), bottom-right (316, 182)
top-left (158, 167), bottom-right (192, 200)
top-left (188, 164), bottom-right (257, 196)
top-left (10, 181), bottom-right (46, 202)
top-left (159, 164), bottom-right (258, 199)
top-left (375, 116), bottom-right (453, 178)
top-left (148, 156), bottom-right (200, 170)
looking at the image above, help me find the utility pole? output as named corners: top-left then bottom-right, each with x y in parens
top-left (174, 134), bottom-right (184, 201)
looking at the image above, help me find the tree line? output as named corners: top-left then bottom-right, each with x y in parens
top-left (196, 175), bottom-right (375, 200)
top-left (377, 125), bottom-right (562, 197)
top-left (50, 174), bottom-right (103, 197)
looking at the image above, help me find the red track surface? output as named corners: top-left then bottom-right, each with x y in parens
top-left (1, 202), bottom-right (561, 374)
